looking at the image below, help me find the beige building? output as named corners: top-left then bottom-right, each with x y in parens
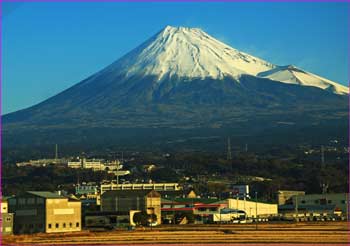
top-left (68, 158), bottom-right (104, 171)
top-left (2, 197), bottom-right (8, 213)
top-left (100, 182), bottom-right (181, 194)
top-left (1, 197), bottom-right (14, 235)
top-left (101, 190), bottom-right (161, 225)
top-left (277, 190), bottom-right (305, 205)
top-left (227, 198), bottom-right (278, 218)
top-left (8, 191), bottom-right (81, 234)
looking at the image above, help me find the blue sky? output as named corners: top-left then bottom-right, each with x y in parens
top-left (2, 1), bottom-right (349, 114)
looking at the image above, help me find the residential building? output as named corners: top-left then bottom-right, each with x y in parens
top-left (8, 191), bottom-right (81, 234)
top-left (68, 158), bottom-right (104, 171)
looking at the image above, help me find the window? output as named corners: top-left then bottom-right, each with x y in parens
top-left (8, 199), bottom-right (16, 205)
top-left (2, 206), bottom-right (7, 211)
top-left (48, 224), bottom-right (52, 229)
top-left (27, 198), bottom-right (35, 205)
top-left (29, 224), bottom-right (34, 229)
top-left (63, 223), bottom-right (66, 228)
top-left (76, 222), bottom-right (80, 228)
top-left (328, 200), bottom-right (332, 204)
top-left (314, 200), bottom-right (319, 204)
top-left (341, 200), bottom-right (346, 204)
top-left (38, 224), bottom-right (43, 229)
top-left (301, 200), bottom-right (306, 204)
top-left (18, 198), bottom-right (26, 205)
top-left (69, 223), bottom-right (72, 228)
top-left (6, 217), bottom-right (11, 222)
top-left (55, 223), bottom-right (59, 229)
top-left (36, 198), bottom-right (44, 204)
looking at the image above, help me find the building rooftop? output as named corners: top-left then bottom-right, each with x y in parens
top-left (27, 191), bottom-right (66, 199)
top-left (1, 196), bottom-right (15, 202)
top-left (102, 190), bottom-right (161, 198)
top-left (162, 197), bottom-right (224, 204)
top-left (279, 204), bottom-right (336, 211)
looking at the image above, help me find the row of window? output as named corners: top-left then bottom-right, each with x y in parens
top-left (48, 222), bottom-right (80, 229)
top-left (9, 197), bottom-right (44, 206)
top-left (17, 223), bottom-right (44, 230)
top-left (300, 200), bottom-right (347, 204)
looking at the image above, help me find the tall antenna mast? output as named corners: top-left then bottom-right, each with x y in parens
top-left (320, 145), bottom-right (328, 194)
top-left (321, 145), bottom-right (325, 169)
top-left (55, 144), bottom-right (58, 162)
top-left (227, 137), bottom-right (232, 160)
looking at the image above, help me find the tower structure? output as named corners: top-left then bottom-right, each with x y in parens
top-left (320, 145), bottom-right (328, 194)
top-left (55, 144), bottom-right (58, 159)
top-left (227, 137), bottom-right (232, 160)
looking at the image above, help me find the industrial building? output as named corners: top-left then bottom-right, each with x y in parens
top-left (101, 190), bottom-right (161, 225)
top-left (75, 183), bottom-right (99, 197)
top-left (277, 190), bottom-right (306, 205)
top-left (161, 198), bottom-right (227, 224)
top-left (227, 198), bottom-right (278, 218)
top-left (278, 193), bottom-right (349, 220)
top-left (100, 182), bottom-right (182, 194)
top-left (16, 158), bottom-right (68, 167)
top-left (8, 191), bottom-right (81, 234)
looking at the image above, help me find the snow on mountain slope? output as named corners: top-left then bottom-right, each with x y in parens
top-left (258, 65), bottom-right (349, 95)
top-left (104, 26), bottom-right (276, 81)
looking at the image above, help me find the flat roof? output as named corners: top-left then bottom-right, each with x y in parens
top-left (102, 190), bottom-right (161, 198)
top-left (27, 191), bottom-right (66, 199)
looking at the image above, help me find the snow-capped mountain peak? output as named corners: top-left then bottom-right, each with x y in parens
top-left (95, 25), bottom-right (348, 95)
top-left (258, 65), bottom-right (349, 95)
top-left (107, 25), bottom-right (276, 80)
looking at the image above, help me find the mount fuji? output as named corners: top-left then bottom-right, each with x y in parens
top-left (3, 26), bottom-right (349, 150)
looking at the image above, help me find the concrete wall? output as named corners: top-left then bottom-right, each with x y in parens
top-left (228, 199), bottom-right (278, 217)
top-left (46, 199), bottom-right (81, 233)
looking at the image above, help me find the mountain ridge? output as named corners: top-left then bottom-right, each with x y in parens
top-left (3, 25), bottom-right (348, 150)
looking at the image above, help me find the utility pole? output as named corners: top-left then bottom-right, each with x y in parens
top-left (321, 145), bottom-right (325, 168)
top-left (55, 144), bottom-right (58, 162)
top-left (227, 137), bottom-right (232, 160)
top-left (255, 191), bottom-right (258, 230)
top-left (295, 195), bottom-right (298, 222)
top-left (346, 193), bottom-right (349, 222)
top-left (320, 145), bottom-right (328, 194)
